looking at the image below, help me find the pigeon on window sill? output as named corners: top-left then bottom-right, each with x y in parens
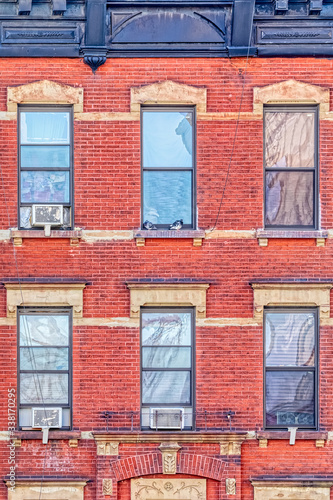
top-left (143, 220), bottom-right (157, 230)
top-left (169, 219), bottom-right (183, 230)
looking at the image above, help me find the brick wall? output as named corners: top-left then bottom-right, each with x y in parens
top-left (0, 56), bottom-right (333, 500)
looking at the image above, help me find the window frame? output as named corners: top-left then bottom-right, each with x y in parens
top-left (263, 105), bottom-right (319, 230)
top-left (140, 106), bottom-right (196, 230)
top-left (263, 306), bottom-right (319, 430)
top-left (18, 104), bottom-right (74, 230)
top-left (17, 306), bottom-right (73, 430)
top-left (140, 306), bottom-right (195, 430)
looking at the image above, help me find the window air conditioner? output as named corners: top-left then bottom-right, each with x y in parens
top-left (31, 205), bottom-right (64, 236)
top-left (149, 408), bottom-right (184, 430)
top-left (32, 407), bottom-right (62, 429)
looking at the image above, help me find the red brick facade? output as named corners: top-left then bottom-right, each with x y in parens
top-left (1, 57), bottom-right (333, 500)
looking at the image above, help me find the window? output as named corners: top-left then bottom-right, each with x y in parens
top-left (264, 308), bottom-right (318, 429)
top-left (18, 308), bottom-right (72, 429)
top-left (264, 106), bottom-right (318, 229)
top-left (19, 106), bottom-right (73, 229)
top-left (141, 308), bottom-right (194, 429)
top-left (141, 108), bottom-right (195, 229)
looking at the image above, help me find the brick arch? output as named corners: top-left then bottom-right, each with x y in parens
top-left (110, 453), bottom-right (225, 482)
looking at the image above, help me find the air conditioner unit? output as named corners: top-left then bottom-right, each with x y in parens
top-left (32, 407), bottom-right (62, 429)
top-left (31, 205), bottom-right (64, 236)
top-left (149, 408), bottom-right (184, 430)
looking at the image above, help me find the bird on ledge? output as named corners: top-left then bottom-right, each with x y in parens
top-left (143, 220), bottom-right (157, 230)
top-left (169, 219), bottom-right (183, 230)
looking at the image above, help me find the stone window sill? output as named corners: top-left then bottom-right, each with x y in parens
top-left (134, 229), bottom-right (205, 247)
top-left (10, 229), bottom-right (82, 247)
top-left (12, 430), bottom-right (81, 447)
top-left (256, 229), bottom-right (328, 247)
top-left (256, 430), bottom-right (328, 448)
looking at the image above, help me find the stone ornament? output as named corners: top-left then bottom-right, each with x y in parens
top-left (220, 439), bottom-right (243, 456)
top-left (159, 442), bottom-right (181, 474)
top-left (131, 478), bottom-right (206, 500)
top-left (97, 441), bottom-right (119, 456)
top-left (226, 478), bottom-right (236, 495)
top-left (103, 479), bottom-right (113, 496)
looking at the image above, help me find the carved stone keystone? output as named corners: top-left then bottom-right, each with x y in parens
top-left (159, 442), bottom-right (181, 474)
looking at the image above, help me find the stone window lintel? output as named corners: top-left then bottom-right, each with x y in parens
top-left (7, 80), bottom-right (84, 113)
top-left (253, 79), bottom-right (330, 117)
top-left (127, 283), bottom-right (210, 320)
top-left (251, 282), bottom-right (332, 324)
top-left (130, 80), bottom-right (207, 113)
top-left (4, 282), bottom-right (86, 319)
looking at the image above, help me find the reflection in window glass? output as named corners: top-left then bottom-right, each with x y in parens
top-left (19, 311), bottom-right (71, 423)
top-left (141, 309), bottom-right (193, 428)
top-left (21, 146), bottom-right (70, 169)
top-left (20, 373), bottom-right (69, 404)
top-left (142, 109), bottom-right (195, 228)
top-left (264, 108), bottom-right (317, 229)
top-left (143, 112), bottom-right (192, 168)
top-left (21, 112), bottom-right (69, 144)
top-left (264, 309), bottom-right (317, 428)
top-left (265, 112), bottom-right (314, 169)
top-left (19, 108), bottom-right (72, 229)
top-left (21, 171), bottom-right (70, 204)
top-left (142, 371), bottom-right (191, 404)
top-left (143, 170), bottom-right (192, 225)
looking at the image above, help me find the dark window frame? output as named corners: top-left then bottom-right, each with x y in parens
top-left (263, 105), bottom-right (319, 230)
top-left (263, 307), bottom-right (319, 430)
top-left (140, 306), bottom-right (195, 429)
top-left (17, 307), bottom-right (72, 430)
top-left (18, 104), bottom-right (74, 230)
top-left (141, 106), bottom-right (196, 230)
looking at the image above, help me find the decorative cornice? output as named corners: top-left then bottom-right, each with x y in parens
top-left (93, 432), bottom-right (247, 444)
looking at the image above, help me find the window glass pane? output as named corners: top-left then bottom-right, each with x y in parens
top-left (142, 312), bottom-right (191, 346)
top-left (143, 111), bottom-right (193, 167)
top-left (20, 347), bottom-right (68, 371)
top-left (142, 347), bottom-right (191, 368)
top-left (21, 146), bottom-right (70, 169)
top-left (265, 171), bottom-right (314, 226)
top-left (143, 170), bottom-right (192, 225)
top-left (21, 170), bottom-right (70, 203)
top-left (20, 315), bottom-right (69, 347)
top-left (266, 312), bottom-right (315, 367)
top-left (265, 112), bottom-right (314, 168)
top-left (142, 371), bottom-right (191, 404)
top-left (20, 373), bottom-right (69, 404)
top-left (266, 371), bottom-right (314, 426)
top-left (21, 112), bottom-right (70, 144)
